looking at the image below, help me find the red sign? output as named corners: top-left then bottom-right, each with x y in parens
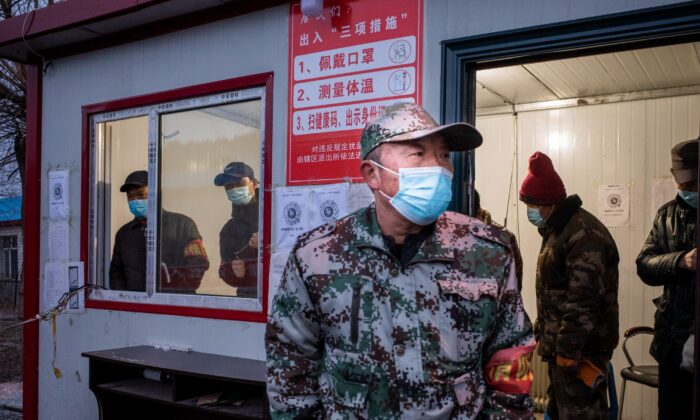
top-left (287, 0), bottom-right (423, 185)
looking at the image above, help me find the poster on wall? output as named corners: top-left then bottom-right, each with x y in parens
top-left (287, 0), bottom-right (423, 184)
top-left (598, 184), bottom-right (630, 227)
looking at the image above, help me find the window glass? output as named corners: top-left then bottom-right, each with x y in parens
top-left (159, 100), bottom-right (263, 297)
top-left (96, 116), bottom-right (149, 290)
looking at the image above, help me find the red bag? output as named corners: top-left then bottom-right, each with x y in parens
top-left (484, 342), bottom-right (536, 394)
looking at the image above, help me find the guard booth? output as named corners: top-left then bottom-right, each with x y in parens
top-left (0, 1), bottom-right (696, 419)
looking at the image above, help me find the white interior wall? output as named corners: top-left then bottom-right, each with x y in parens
top-left (476, 93), bottom-right (700, 420)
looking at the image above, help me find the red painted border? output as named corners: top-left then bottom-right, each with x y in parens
top-left (23, 64), bottom-right (41, 420)
top-left (0, 0), bottom-right (168, 45)
top-left (81, 72), bottom-right (274, 323)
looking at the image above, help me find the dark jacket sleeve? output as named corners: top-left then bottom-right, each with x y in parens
top-left (636, 210), bottom-right (687, 286)
top-left (167, 219), bottom-right (210, 292)
top-left (556, 229), bottom-right (608, 360)
top-left (109, 232), bottom-right (126, 290)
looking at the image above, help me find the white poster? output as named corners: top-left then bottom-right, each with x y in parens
top-left (43, 261), bottom-right (67, 311)
top-left (598, 184), bottom-right (630, 227)
top-left (48, 169), bottom-right (70, 220)
top-left (267, 250), bottom-right (291, 310)
top-left (274, 187), bottom-right (310, 250)
top-left (651, 178), bottom-right (678, 220)
top-left (308, 183), bottom-right (349, 230)
top-left (348, 182), bottom-right (375, 213)
top-left (66, 261), bottom-right (85, 313)
top-left (48, 221), bottom-right (69, 262)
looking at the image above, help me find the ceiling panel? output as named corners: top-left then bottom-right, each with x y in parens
top-left (477, 42), bottom-right (700, 109)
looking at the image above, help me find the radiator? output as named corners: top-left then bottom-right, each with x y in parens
top-left (530, 352), bottom-right (550, 412)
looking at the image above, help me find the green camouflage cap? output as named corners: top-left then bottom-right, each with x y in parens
top-left (360, 102), bottom-right (483, 159)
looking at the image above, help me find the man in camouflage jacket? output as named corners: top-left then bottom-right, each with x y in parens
top-left (266, 103), bottom-right (535, 419)
top-left (520, 152), bottom-right (619, 420)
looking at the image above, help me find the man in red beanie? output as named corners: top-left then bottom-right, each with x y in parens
top-left (520, 151), bottom-right (620, 420)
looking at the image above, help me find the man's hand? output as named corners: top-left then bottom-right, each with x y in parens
top-left (679, 248), bottom-right (697, 271)
top-left (249, 233), bottom-right (259, 249)
top-left (232, 260), bottom-right (245, 278)
top-left (556, 354), bottom-right (580, 375)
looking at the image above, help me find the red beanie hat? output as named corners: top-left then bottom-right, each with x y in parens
top-left (519, 152), bottom-right (566, 205)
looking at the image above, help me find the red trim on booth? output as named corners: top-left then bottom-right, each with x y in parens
top-left (81, 72), bottom-right (274, 323)
top-left (23, 64), bottom-right (41, 420)
top-left (0, 0), bottom-right (168, 44)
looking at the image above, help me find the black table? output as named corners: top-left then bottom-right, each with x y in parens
top-left (82, 345), bottom-right (269, 419)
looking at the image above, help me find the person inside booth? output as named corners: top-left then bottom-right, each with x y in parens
top-left (214, 162), bottom-right (260, 298)
top-left (109, 170), bottom-right (210, 293)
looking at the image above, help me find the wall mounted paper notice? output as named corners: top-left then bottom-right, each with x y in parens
top-left (651, 178), bottom-right (678, 220)
top-left (274, 187), bottom-right (310, 250)
top-left (598, 184), bottom-right (630, 227)
top-left (267, 249), bottom-right (291, 310)
top-left (67, 261), bottom-right (85, 312)
top-left (308, 183), bottom-right (349, 229)
top-left (48, 221), bottom-right (69, 261)
top-left (48, 169), bottom-right (70, 220)
top-left (348, 183), bottom-right (375, 213)
top-left (43, 261), bottom-right (67, 311)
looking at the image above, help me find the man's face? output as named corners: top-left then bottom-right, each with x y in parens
top-left (126, 186), bottom-right (148, 202)
top-left (526, 203), bottom-right (553, 219)
top-left (678, 180), bottom-right (698, 192)
top-left (224, 176), bottom-right (256, 197)
top-left (370, 134), bottom-right (453, 197)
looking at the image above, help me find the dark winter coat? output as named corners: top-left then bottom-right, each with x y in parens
top-left (636, 195), bottom-right (696, 366)
top-left (535, 195), bottom-right (620, 361)
top-left (109, 209), bottom-right (209, 293)
top-left (218, 192), bottom-right (259, 297)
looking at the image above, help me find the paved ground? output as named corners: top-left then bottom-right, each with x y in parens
top-left (0, 314), bottom-right (22, 418)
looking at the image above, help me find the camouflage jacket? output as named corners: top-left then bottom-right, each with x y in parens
top-left (477, 209), bottom-right (524, 291)
top-left (535, 195), bottom-right (619, 361)
top-left (266, 205), bottom-right (534, 419)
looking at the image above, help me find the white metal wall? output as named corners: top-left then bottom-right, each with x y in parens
top-left (476, 94), bottom-right (700, 420)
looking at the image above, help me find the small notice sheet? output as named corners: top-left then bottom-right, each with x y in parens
top-left (598, 184), bottom-right (630, 227)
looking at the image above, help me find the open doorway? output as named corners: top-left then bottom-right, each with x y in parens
top-left (474, 41), bottom-right (700, 419)
top-left (441, 3), bottom-right (700, 419)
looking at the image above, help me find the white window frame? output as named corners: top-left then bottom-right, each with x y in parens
top-left (88, 86), bottom-right (267, 312)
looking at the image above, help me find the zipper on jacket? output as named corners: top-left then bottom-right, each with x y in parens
top-left (351, 282), bottom-right (362, 345)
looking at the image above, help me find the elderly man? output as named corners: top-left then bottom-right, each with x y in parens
top-left (519, 152), bottom-right (619, 420)
top-left (266, 103), bottom-right (534, 419)
top-left (637, 138), bottom-right (698, 420)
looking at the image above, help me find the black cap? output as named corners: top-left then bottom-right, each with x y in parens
top-left (214, 162), bottom-right (255, 186)
top-left (671, 138), bottom-right (699, 183)
top-left (120, 170), bottom-right (148, 192)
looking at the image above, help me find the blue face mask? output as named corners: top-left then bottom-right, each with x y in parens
top-left (227, 186), bottom-right (253, 205)
top-left (679, 190), bottom-right (698, 208)
top-left (128, 199), bottom-right (148, 219)
top-left (372, 161), bottom-right (453, 225)
top-left (527, 207), bottom-right (547, 228)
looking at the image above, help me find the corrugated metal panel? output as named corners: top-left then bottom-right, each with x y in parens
top-left (476, 43), bottom-right (700, 108)
top-left (475, 94), bottom-right (700, 420)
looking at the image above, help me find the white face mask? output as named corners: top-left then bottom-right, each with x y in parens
top-left (371, 161), bottom-right (453, 225)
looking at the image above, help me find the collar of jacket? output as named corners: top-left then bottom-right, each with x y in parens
top-left (351, 204), bottom-right (455, 264)
top-left (675, 193), bottom-right (698, 212)
top-left (540, 194), bottom-right (583, 234)
top-left (230, 189), bottom-right (260, 218)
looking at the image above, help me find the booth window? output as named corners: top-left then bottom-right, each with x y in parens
top-left (85, 78), bottom-right (270, 317)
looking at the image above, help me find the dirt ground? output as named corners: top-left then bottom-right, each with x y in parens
top-left (0, 316), bottom-right (22, 383)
